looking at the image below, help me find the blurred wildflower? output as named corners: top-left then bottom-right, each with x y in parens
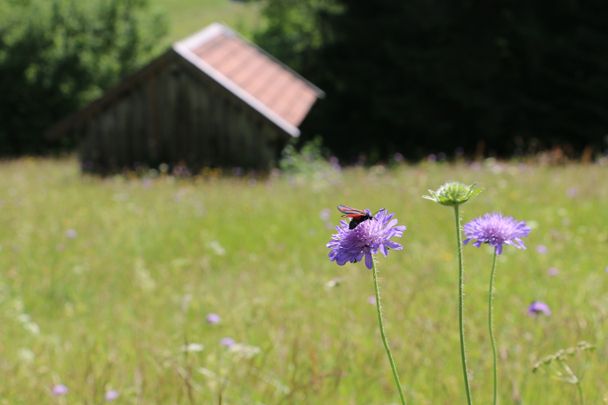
top-left (206, 313), bottom-right (221, 324)
top-left (393, 152), bottom-right (404, 163)
top-left (52, 384), bottom-right (68, 396)
top-left (463, 213), bottom-right (531, 254)
top-left (183, 343), bottom-right (204, 352)
top-left (528, 301), bottom-right (551, 316)
top-left (229, 343), bottom-right (261, 359)
top-left (329, 156), bottom-right (341, 171)
top-left (17, 313), bottom-right (40, 335)
top-left (325, 278), bottom-right (342, 288)
top-left (424, 182), bottom-right (480, 207)
top-left (547, 267), bottom-right (560, 276)
top-left (327, 209), bottom-right (405, 269)
top-left (367, 295), bottom-right (376, 305)
top-left (220, 337), bottom-right (235, 348)
top-left (319, 208), bottom-right (331, 222)
top-left (18, 348), bottom-right (35, 363)
top-left (536, 245), bottom-right (548, 254)
top-left (65, 229), bottom-right (77, 239)
top-left (105, 390), bottom-right (119, 401)
top-left (566, 187), bottom-right (578, 198)
top-left (208, 240), bottom-right (226, 256)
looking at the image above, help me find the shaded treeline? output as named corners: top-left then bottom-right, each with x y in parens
top-left (256, 0), bottom-right (608, 161)
top-left (2, 0), bottom-right (607, 161)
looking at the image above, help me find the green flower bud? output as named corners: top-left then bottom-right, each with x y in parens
top-left (423, 182), bottom-right (480, 207)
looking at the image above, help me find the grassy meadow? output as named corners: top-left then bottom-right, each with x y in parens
top-left (0, 158), bottom-right (607, 404)
top-left (153, 0), bottom-right (262, 44)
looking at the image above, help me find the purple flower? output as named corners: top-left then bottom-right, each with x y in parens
top-left (463, 213), bottom-right (531, 255)
top-left (65, 229), bottom-right (77, 239)
top-left (536, 245), bottom-right (548, 254)
top-left (220, 337), bottom-right (235, 347)
top-left (566, 187), bottom-right (578, 198)
top-left (319, 208), bottom-right (331, 222)
top-left (367, 295), bottom-right (376, 305)
top-left (547, 267), bottom-right (560, 276)
top-left (52, 384), bottom-right (68, 396)
top-left (528, 301), bottom-right (551, 316)
top-left (105, 390), bottom-right (119, 401)
top-left (327, 209), bottom-right (406, 269)
top-left (206, 313), bottom-right (221, 324)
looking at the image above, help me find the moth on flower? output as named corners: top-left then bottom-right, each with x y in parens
top-left (327, 206), bottom-right (406, 269)
top-left (336, 204), bottom-right (374, 229)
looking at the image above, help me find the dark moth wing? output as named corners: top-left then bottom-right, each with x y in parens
top-left (337, 205), bottom-right (373, 229)
top-left (337, 204), bottom-right (367, 217)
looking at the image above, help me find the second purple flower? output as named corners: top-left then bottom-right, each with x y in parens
top-left (463, 212), bottom-right (531, 255)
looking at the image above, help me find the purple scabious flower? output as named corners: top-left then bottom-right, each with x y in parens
top-left (105, 390), bottom-right (120, 401)
top-left (206, 313), bottom-right (221, 324)
top-left (52, 384), bottom-right (68, 396)
top-left (463, 213), bottom-right (531, 255)
top-left (327, 209), bottom-right (405, 269)
top-left (220, 337), bottom-right (236, 348)
top-left (528, 301), bottom-right (551, 316)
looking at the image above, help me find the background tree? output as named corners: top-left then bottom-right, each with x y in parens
top-left (0, 0), bottom-right (166, 155)
top-left (256, 0), bottom-right (608, 161)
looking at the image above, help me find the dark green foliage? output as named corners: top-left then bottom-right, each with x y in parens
top-left (0, 0), bottom-right (166, 155)
top-left (256, 0), bottom-right (608, 161)
top-left (254, 0), bottom-right (341, 76)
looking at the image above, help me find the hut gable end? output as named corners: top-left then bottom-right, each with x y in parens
top-left (48, 23), bottom-right (324, 174)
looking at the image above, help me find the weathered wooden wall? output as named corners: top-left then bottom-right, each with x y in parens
top-left (78, 53), bottom-right (288, 174)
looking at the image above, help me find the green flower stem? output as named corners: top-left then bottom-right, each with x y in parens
top-left (488, 250), bottom-right (498, 405)
top-left (454, 205), bottom-right (473, 405)
top-left (576, 381), bottom-right (584, 405)
top-left (371, 255), bottom-right (407, 405)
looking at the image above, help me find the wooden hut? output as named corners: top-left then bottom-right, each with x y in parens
top-left (49, 23), bottom-right (324, 173)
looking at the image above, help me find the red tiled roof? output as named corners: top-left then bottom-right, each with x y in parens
top-left (173, 23), bottom-right (323, 137)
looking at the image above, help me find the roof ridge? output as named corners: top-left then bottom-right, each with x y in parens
top-left (173, 22), bottom-right (324, 136)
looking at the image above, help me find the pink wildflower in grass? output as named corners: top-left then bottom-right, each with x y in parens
top-left (319, 208), bottom-right (331, 222)
top-left (52, 384), bottom-right (68, 396)
top-left (220, 337), bottom-right (235, 348)
top-left (547, 267), bottom-right (560, 276)
top-left (105, 390), bottom-right (119, 401)
top-left (463, 213), bottom-right (531, 254)
top-left (206, 313), bottom-right (221, 325)
top-left (528, 301), bottom-right (551, 316)
top-left (367, 295), bottom-right (376, 305)
top-left (536, 245), bottom-right (548, 254)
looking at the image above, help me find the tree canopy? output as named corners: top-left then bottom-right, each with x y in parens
top-left (256, 0), bottom-right (608, 161)
top-left (0, 0), bottom-right (166, 154)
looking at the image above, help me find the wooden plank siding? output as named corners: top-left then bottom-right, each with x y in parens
top-left (76, 55), bottom-right (287, 174)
